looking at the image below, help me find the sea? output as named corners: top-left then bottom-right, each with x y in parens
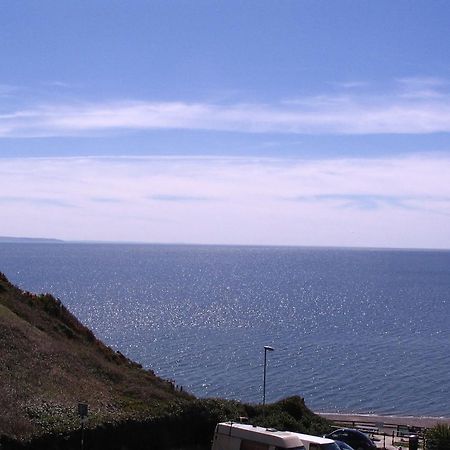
top-left (0, 243), bottom-right (449, 417)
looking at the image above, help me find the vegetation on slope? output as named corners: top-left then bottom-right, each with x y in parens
top-left (0, 272), bottom-right (193, 440)
top-left (425, 424), bottom-right (450, 450)
top-left (0, 272), bottom-right (331, 447)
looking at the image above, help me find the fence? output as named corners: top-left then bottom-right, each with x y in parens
top-left (328, 418), bottom-right (425, 449)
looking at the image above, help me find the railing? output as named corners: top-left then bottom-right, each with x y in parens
top-left (329, 418), bottom-right (425, 449)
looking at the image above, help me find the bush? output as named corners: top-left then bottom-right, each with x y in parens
top-left (426, 424), bottom-right (450, 450)
top-left (243, 396), bottom-right (332, 436)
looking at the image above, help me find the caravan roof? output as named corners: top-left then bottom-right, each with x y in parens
top-left (215, 423), bottom-right (305, 449)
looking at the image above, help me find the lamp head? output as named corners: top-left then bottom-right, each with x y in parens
top-left (264, 345), bottom-right (274, 351)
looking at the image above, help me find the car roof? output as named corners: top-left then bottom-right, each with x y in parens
top-left (332, 428), bottom-right (370, 437)
top-left (294, 433), bottom-right (337, 445)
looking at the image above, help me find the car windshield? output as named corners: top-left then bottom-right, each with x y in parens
top-left (335, 442), bottom-right (353, 450)
top-left (320, 444), bottom-right (341, 450)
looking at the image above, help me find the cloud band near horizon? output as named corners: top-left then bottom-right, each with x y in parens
top-left (0, 154), bottom-right (449, 248)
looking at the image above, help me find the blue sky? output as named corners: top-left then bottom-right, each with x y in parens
top-left (1, 1), bottom-right (450, 248)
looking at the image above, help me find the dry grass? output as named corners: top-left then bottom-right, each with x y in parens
top-left (0, 272), bottom-right (192, 440)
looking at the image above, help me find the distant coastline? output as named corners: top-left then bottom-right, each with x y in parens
top-left (1, 238), bottom-right (450, 252)
top-left (0, 236), bottom-right (64, 243)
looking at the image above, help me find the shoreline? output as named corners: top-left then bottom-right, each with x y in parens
top-left (317, 412), bottom-right (450, 428)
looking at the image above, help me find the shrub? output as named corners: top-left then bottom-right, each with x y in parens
top-left (426, 424), bottom-right (450, 450)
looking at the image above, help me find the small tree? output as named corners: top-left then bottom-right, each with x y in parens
top-left (425, 423), bottom-right (450, 450)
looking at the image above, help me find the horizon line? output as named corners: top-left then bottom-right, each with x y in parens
top-left (1, 236), bottom-right (449, 252)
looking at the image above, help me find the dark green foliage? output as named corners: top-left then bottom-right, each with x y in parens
top-left (426, 424), bottom-right (450, 450)
top-left (242, 396), bottom-right (332, 436)
top-left (191, 398), bottom-right (244, 424)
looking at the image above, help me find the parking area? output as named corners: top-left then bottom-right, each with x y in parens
top-left (318, 413), bottom-right (450, 450)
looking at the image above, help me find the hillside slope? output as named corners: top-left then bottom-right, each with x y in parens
top-left (0, 272), bottom-right (192, 440)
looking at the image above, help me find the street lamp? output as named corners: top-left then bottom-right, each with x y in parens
top-left (262, 345), bottom-right (274, 414)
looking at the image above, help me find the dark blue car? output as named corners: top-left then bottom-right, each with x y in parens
top-left (334, 440), bottom-right (355, 450)
top-left (325, 429), bottom-right (376, 450)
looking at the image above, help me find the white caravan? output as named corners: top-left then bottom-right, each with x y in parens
top-left (211, 422), bottom-right (340, 450)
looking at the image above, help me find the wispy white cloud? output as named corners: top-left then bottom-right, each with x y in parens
top-left (395, 76), bottom-right (449, 100)
top-left (291, 193), bottom-right (450, 215)
top-left (0, 195), bottom-right (74, 208)
top-left (90, 196), bottom-right (123, 204)
top-left (396, 76), bottom-right (448, 89)
top-left (0, 154), bottom-right (449, 248)
top-left (41, 80), bottom-right (80, 89)
top-left (2, 79), bottom-right (450, 136)
top-left (148, 194), bottom-right (217, 202)
top-left (332, 81), bottom-right (370, 90)
top-left (0, 84), bottom-right (21, 97)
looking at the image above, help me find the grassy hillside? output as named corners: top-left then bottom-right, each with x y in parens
top-left (0, 272), bottom-right (194, 440)
top-left (0, 272), bottom-right (331, 447)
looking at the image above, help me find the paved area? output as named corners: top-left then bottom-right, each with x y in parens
top-left (317, 412), bottom-right (450, 449)
top-left (374, 434), bottom-right (412, 450)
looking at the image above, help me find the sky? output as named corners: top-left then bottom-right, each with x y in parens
top-left (1, 0), bottom-right (450, 248)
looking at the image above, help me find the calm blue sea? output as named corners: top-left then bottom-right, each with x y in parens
top-left (0, 243), bottom-right (449, 416)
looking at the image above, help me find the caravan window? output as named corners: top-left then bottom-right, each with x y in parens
top-left (240, 440), bottom-right (269, 450)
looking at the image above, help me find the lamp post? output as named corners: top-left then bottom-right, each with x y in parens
top-left (262, 345), bottom-right (274, 417)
